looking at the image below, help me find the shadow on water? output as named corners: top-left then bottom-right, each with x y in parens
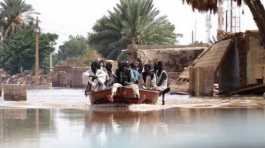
top-left (0, 107), bottom-right (265, 148)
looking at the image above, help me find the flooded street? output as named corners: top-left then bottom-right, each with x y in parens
top-left (0, 108), bottom-right (265, 148)
top-left (0, 89), bottom-right (265, 109)
top-left (0, 89), bottom-right (265, 148)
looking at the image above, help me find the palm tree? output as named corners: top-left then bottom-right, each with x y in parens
top-left (88, 0), bottom-right (177, 59)
top-left (183, 0), bottom-right (265, 47)
top-left (0, 0), bottom-right (33, 39)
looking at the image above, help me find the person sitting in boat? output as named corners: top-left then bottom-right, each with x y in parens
top-left (135, 58), bottom-right (143, 73)
top-left (105, 62), bottom-right (115, 88)
top-left (154, 61), bottom-right (168, 91)
top-left (84, 61), bottom-right (108, 96)
top-left (99, 60), bottom-right (106, 71)
top-left (142, 64), bottom-right (156, 89)
top-left (110, 62), bottom-right (140, 101)
top-left (130, 63), bottom-right (141, 84)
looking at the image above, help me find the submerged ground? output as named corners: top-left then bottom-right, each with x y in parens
top-left (0, 88), bottom-right (264, 110)
top-left (0, 89), bottom-right (265, 148)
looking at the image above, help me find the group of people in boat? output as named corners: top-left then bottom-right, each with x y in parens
top-left (83, 59), bottom-right (168, 101)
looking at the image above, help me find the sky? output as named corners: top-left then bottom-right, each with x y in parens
top-left (24, 0), bottom-right (262, 48)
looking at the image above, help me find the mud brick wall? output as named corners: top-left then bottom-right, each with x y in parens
top-left (127, 45), bottom-right (207, 92)
top-left (128, 45), bottom-right (206, 72)
top-left (3, 84), bottom-right (27, 101)
top-left (52, 66), bottom-right (88, 88)
top-left (70, 67), bottom-right (87, 88)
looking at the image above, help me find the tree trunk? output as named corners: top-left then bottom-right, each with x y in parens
top-left (244, 0), bottom-right (265, 47)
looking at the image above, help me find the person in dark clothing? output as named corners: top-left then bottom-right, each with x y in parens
top-left (105, 62), bottom-right (115, 88)
top-left (142, 64), bottom-right (156, 89)
top-left (115, 62), bottom-right (132, 85)
top-left (110, 62), bottom-right (140, 101)
top-left (135, 58), bottom-right (143, 73)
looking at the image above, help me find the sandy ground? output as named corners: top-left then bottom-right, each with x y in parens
top-left (0, 89), bottom-right (265, 111)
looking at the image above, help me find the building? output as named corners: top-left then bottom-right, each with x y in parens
top-left (190, 31), bottom-right (265, 96)
top-left (127, 44), bottom-right (208, 72)
top-left (127, 44), bottom-right (208, 92)
top-left (52, 65), bottom-right (87, 88)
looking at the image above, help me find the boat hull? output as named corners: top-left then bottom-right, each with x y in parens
top-left (89, 87), bottom-right (159, 105)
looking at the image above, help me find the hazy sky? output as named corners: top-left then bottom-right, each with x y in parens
top-left (22, 0), bottom-right (262, 47)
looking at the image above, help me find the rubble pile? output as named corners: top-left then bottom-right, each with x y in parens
top-left (0, 69), bottom-right (51, 88)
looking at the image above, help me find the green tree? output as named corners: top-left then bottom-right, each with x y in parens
top-left (88, 0), bottom-right (177, 59)
top-left (56, 35), bottom-right (90, 62)
top-left (183, 0), bottom-right (265, 46)
top-left (0, 25), bottom-right (58, 74)
top-left (0, 0), bottom-right (34, 39)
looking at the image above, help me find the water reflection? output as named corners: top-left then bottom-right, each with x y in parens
top-left (0, 108), bottom-right (265, 148)
top-left (0, 109), bottom-right (55, 148)
top-left (83, 108), bottom-right (265, 148)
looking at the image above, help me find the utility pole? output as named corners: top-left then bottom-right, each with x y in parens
top-left (49, 53), bottom-right (53, 72)
top-left (35, 17), bottom-right (40, 77)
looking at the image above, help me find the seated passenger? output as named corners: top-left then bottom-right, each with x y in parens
top-left (130, 63), bottom-right (141, 84)
top-left (142, 64), bottom-right (156, 89)
top-left (99, 60), bottom-right (106, 71)
top-left (105, 62), bottom-right (115, 88)
top-left (83, 61), bottom-right (108, 96)
top-left (135, 58), bottom-right (143, 73)
top-left (110, 62), bottom-right (140, 101)
top-left (96, 62), bottom-right (108, 90)
top-left (154, 61), bottom-right (168, 91)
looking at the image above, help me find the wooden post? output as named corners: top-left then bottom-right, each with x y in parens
top-left (35, 17), bottom-right (40, 77)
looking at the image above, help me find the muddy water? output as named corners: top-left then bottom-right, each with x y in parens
top-left (0, 108), bottom-right (265, 148)
top-left (1, 89), bottom-right (265, 109)
top-left (0, 89), bottom-right (265, 148)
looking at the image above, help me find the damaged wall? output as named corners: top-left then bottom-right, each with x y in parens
top-left (52, 65), bottom-right (87, 88)
top-left (191, 31), bottom-right (265, 96)
top-left (190, 39), bottom-right (233, 96)
top-left (246, 31), bottom-right (265, 85)
top-left (128, 45), bottom-right (207, 72)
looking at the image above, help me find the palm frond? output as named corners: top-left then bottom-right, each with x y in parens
top-left (183, 0), bottom-right (242, 13)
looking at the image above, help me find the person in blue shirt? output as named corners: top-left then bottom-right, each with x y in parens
top-left (130, 63), bottom-right (141, 84)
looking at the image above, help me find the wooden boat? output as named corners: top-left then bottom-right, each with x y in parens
top-left (89, 87), bottom-right (160, 105)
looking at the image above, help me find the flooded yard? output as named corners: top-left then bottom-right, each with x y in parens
top-left (0, 89), bottom-right (265, 148)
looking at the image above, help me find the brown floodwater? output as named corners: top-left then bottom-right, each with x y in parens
top-left (1, 88), bottom-right (265, 109)
top-left (0, 107), bottom-right (265, 148)
top-left (0, 89), bottom-right (265, 148)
